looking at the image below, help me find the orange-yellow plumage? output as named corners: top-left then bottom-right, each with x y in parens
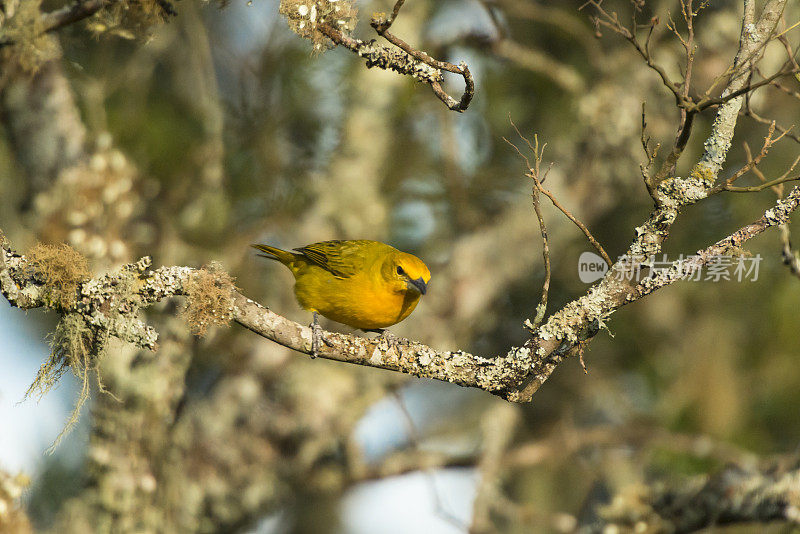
top-left (252, 240), bottom-right (431, 330)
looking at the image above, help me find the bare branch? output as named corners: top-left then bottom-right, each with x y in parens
top-left (706, 121), bottom-right (788, 193)
top-left (535, 181), bottom-right (613, 268)
top-left (743, 106), bottom-right (800, 144)
top-left (505, 130), bottom-right (613, 268)
top-left (585, 1), bottom-right (684, 106)
top-left (530, 185), bottom-right (550, 328)
top-left (521, 134), bottom-right (553, 328)
top-left (695, 62), bottom-right (800, 112)
top-left (724, 175), bottom-right (800, 193)
top-left (639, 103), bottom-right (662, 201)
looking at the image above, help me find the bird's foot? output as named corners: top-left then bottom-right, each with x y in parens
top-left (372, 329), bottom-right (410, 353)
top-left (310, 312), bottom-right (327, 358)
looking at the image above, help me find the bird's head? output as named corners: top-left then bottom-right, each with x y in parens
top-left (384, 252), bottom-right (431, 296)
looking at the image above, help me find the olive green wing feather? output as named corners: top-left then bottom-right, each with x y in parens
top-left (294, 240), bottom-right (375, 278)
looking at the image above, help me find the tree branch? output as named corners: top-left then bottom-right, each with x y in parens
top-left (633, 185), bottom-right (800, 299)
top-left (0, 0), bottom-right (794, 410)
top-left (370, 2), bottom-right (474, 111)
top-left (3, 184), bottom-right (799, 404)
top-left (583, 459), bottom-right (800, 533)
top-left (505, 0), bottom-right (790, 401)
top-left (315, 23), bottom-right (443, 86)
top-left (40, 0), bottom-right (104, 34)
top-left (304, 0), bottom-right (475, 113)
top-left (0, 0), bottom-right (105, 48)
top-left (0, 231), bottom-right (532, 400)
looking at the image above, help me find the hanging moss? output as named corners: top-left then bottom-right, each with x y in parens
top-left (26, 243), bottom-right (91, 310)
top-left (24, 313), bottom-right (108, 452)
top-left (182, 263), bottom-right (237, 336)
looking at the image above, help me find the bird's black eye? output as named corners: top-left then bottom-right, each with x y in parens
top-left (396, 266), bottom-right (405, 276)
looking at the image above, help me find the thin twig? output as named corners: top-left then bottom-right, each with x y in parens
top-left (709, 122), bottom-right (798, 193)
top-left (504, 125), bottom-right (613, 268)
top-left (516, 132), bottom-right (553, 329)
top-left (743, 106), bottom-right (800, 144)
top-left (724, 175), bottom-right (800, 192)
top-left (583, 1), bottom-right (684, 106)
top-left (584, 1), bottom-right (700, 189)
top-left (749, 144), bottom-right (800, 279)
top-left (639, 102), bottom-right (661, 202)
top-left (535, 184), bottom-right (613, 267)
top-left (695, 62), bottom-right (800, 111)
top-left (530, 190), bottom-right (550, 328)
top-left (720, 122), bottom-right (782, 186)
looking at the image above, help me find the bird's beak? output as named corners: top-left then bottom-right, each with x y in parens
top-left (407, 277), bottom-right (428, 295)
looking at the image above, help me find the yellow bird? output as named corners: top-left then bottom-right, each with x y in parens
top-left (252, 240), bottom-right (431, 334)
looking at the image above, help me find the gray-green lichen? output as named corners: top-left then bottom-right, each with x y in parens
top-left (354, 39), bottom-right (443, 84)
top-left (655, 176), bottom-right (710, 209)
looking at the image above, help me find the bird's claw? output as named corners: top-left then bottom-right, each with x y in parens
top-left (377, 329), bottom-right (410, 353)
top-left (310, 312), bottom-right (327, 359)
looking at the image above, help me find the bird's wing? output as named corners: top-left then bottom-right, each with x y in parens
top-left (294, 240), bottom-right (374, 278)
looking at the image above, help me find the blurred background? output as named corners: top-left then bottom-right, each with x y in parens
top-left (1, 0), bottom-right (800, 532)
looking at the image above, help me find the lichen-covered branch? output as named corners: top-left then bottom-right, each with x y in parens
top-left (634, 185), bottom-right (800, 299)
top-left (694, 0), bottom-right (786, 180)
top-left (581, 460), bottom-right (800, 533)
top-left (232, 292), bottom-right (532, 395)
top-left (280, 0), bottom-right (474, 112)
top-left (369, 1), bottom-right (474, 111)
top-left (315, 22), bottom-right (442, 85)
top-left (780, 224), bottom-right (800, 279)
top-left (3, 171), bottom-right (799, 404)
top-left (0, 231), bottom-right (532, 400)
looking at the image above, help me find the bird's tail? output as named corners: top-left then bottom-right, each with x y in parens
top-left (251, 244), bottom-right (297, 265)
